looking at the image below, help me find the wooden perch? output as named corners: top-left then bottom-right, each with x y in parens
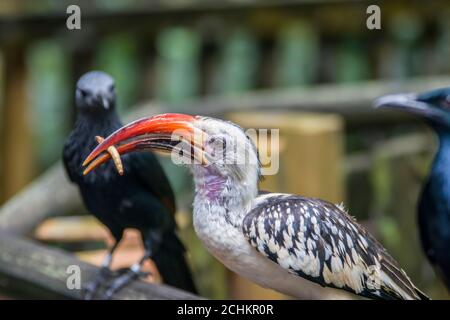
top-left (143, 75), bottom-right (450, 119)
top-left (0, 164), bottom-right (82, 235)
top-left (0, 76), bottom-right (448, 235)
top-left (34, 215), bottom-right (111, 243)
top-left (0, 231), bottom-right (200, 300)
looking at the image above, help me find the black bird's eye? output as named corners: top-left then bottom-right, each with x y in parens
top-left (442, 96), bottom-right (450, 110)
top-left (108, 84), bottom-right (115, 92)
top-left (78, 89), bottom-right (89, 98)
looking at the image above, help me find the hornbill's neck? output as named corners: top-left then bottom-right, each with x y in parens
top-left (191, 164), bottom-right (259, 228)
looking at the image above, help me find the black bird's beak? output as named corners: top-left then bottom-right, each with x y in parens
top-left (82, 113), bottom-right (210, 175)
top-left (374, 93), bottom-right (446, 121)
top-left (102, 97), bottom-right (110, 109)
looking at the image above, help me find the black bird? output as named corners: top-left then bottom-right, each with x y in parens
top-left (83, 113), bottom-right (429, 300)
top-left (63, 71), bottom-right (197, 299)
top-left (376, 87), bottom-right (450, 290)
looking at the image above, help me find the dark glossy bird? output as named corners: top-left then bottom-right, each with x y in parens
top-left (376, 87), bottom-right (450, 290)
top-left (63, 72), bottom-right (196, 299)
top-left (82, 113), bottom-right (429, 300)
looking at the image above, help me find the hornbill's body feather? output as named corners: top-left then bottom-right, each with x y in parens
top-left (244, 194), bottom-right (427, 300)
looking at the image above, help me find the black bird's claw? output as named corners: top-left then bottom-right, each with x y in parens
top-left (82, 266), bottom-right (112, 300)
top-left (103, 267), bottom-right (150, 300)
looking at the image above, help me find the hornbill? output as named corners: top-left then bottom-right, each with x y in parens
top-left (82, 113), bottom-right (429, 300)
top-left (63, 72), bottom-right (196, 299)
top-left (375, 87), bottom-right (450, 290)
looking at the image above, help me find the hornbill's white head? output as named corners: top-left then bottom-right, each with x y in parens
top-left (83, 114), bottom-right (261, 204)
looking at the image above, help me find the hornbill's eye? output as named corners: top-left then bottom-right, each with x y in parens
top-left (208, 136), bottom-right (227, 150)
top-left (206, 135), bottom-right (228, 161)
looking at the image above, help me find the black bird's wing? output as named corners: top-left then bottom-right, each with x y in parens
top-left (62, 133), bottom-right (79, 183)
top-left (127, 151), bottom-right (176, 217)
top-left (125, 152), bottom-right (197, 293)
top-left (243, 193), bottom-right (429, 300)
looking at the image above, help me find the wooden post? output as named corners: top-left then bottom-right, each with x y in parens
top-left (0, 50), bottom-right (4, 200)
top-left (227, 111), bottom-right (346, 299)
top-left (0, 43), bottom-right (34, 203)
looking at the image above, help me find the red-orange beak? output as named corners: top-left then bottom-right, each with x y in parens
top-left (82, 113), bottom-right (209, 175)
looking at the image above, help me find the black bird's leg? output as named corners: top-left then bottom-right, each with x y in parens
top-left (103, 232), bottom-right (160, 299)
top-left (82, 241), bottom-right (119, 300)
top-left (103, 250), bottom-right (152, 299)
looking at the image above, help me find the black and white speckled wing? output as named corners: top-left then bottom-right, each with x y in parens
top-left (243, 194), bottom-right (428, 300)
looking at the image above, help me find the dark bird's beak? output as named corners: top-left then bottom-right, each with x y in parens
top-left (82, 113), bottom-right (209, 175)
top-left (374, 93), bottom-right (446, 121)
top-left (102, 97), bottom-right (110, 109)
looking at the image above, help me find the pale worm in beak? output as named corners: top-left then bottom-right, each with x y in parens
top-left (95, 136), bottom-right (124, 176)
